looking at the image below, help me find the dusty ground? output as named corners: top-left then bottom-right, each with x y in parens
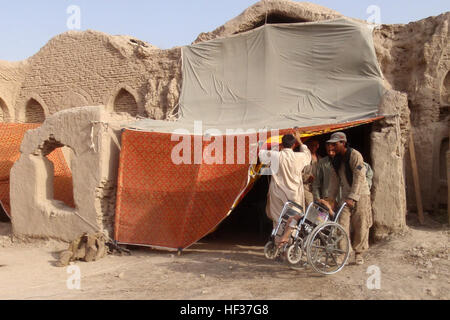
top-left (0, 213), bottom-right (448, 300)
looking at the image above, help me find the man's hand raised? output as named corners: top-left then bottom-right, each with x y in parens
top-left (293, 130), bottom-right (303, 145)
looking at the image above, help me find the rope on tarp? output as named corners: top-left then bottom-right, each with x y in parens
top-left (90, 121), bottom-right (122, 151)
top-left (263, 0), bottom-right (272, 25)
top-left (265, 4), bottom-right (268, 25)
top-left (166, 102), bottom-right (180, 121)
top-left (89, 123), bottom-right (97, 153)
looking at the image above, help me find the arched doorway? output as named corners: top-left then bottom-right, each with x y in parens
top-left (25, 98), bottom-right (46, 123)
top-left (113, 89), bottom-right (138, 117)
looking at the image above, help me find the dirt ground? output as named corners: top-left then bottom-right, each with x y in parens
top-left (0, 212), bottom-right (448, 300)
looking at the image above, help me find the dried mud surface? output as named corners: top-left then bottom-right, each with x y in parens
top-left (0, 214), bottom-right (448, 300)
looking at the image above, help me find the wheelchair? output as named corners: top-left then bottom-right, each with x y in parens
top-left (264, 200), bottom-right (350, 275)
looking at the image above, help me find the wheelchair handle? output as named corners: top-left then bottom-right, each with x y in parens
top-left (334, 202), bottom-right (347, 222)
top-left (286, 201), bottom-right (304, 212)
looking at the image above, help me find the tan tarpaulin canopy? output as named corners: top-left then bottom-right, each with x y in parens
top-left (129, 18), bottom-right (385, 133)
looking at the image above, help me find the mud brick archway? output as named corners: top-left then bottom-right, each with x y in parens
top-left (25, 98), bottom-right (46, 123)
top-left (10, 106), bottom-right (124, 241)
top-left (113, 89), bottom-right (139, 117)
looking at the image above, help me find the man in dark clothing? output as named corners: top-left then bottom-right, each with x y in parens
top-left (326, 132), bottom-right (372, 265)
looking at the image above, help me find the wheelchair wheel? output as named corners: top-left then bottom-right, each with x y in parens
top-left (264, 240), bottom-right (279, 260)
top-left (286, 242), bottom-right (303, 265)
top-left (306, 222), bottom-right (350, 275)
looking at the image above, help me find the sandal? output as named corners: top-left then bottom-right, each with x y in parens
top-left (355, 253), bottom-right (364, 265)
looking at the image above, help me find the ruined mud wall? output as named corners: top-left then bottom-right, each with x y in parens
top-left (0, 61), bottom-right (28, 122)
top-left (373, 12), bottom-right (450, 212)
top-left (0, 30), bottom-right (181, 123)
top-left (371, 91), bottom-right (411, 239)
top-left (194, 0), bottom-right (343, 44)
top-left (10, 106), bottom-right (130, 241)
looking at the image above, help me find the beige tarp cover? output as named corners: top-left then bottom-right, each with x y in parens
top-left (129, 18), bottom-right (384, 132)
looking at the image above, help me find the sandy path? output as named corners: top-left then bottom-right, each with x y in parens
top-left (0, 215), bottom-right (448, 300)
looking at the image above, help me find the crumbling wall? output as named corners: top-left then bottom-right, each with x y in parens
top-left (0, 60), bottom-right (28, 122)
top-left (10, 106), bottom-right (130, 241)
top-left (371, 90), bottom-right (411, 239)
top-left (447, 128), bottom-right (450, 222)
top-left (373, 12), bottom-right (450, 212)
top-left (7, 30), bottom-right (181, 123)
top-left (194, 0), bottom-right (343, 44)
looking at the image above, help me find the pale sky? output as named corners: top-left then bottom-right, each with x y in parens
top-left (0, 0), bottom-right (449, 61)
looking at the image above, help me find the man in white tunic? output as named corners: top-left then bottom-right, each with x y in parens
top-left (259, 132), bottom-right (311, 227)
